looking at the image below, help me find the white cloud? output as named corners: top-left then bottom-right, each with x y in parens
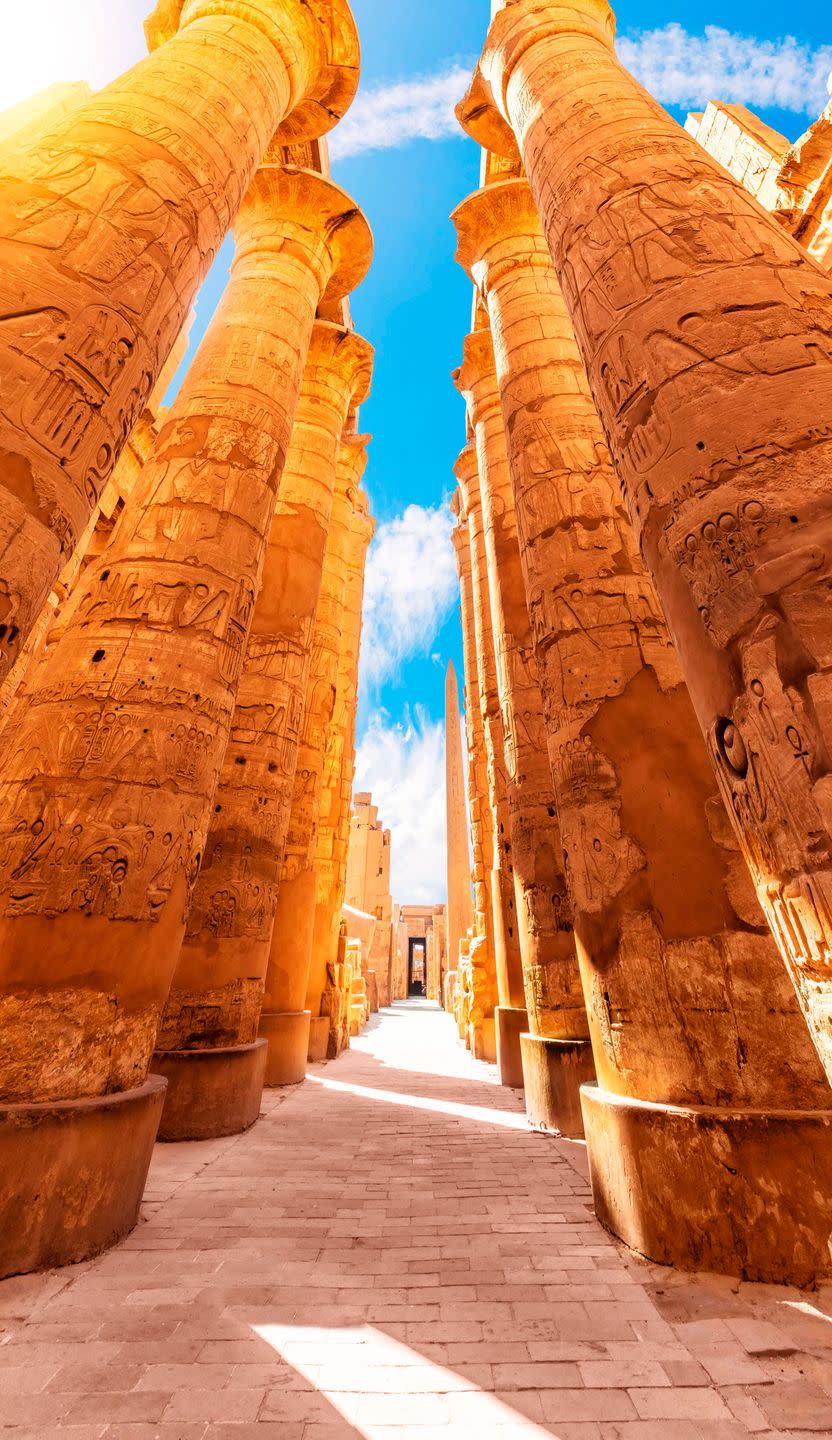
top-left (360, 503), bottom-right (457, 688)
top-left (619, 24), bottom-right (832, 115)
top-left (354, 706), bottom-right (447, 905)
top-left (329, 65), bottom-right (472, 160)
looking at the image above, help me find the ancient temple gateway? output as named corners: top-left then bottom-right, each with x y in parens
top-left (0, 0), bottom-right (832, 1400)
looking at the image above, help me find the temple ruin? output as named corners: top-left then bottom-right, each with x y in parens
top-left (0, 0), bottom-right (831, 1428)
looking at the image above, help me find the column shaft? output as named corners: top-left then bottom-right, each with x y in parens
top-left (0, 0), bottom-right (358, 683)
top-left (461, 0), bottom-right (832, 1082)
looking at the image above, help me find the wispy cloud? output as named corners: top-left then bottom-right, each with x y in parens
top-left (329, 65), bottom-right (472, 159)
top-left (360, 503), bottom-right (458, 687)
top-left (620, 24), bottom-right (832, 115)
top-left (354, 705), bottom-right (447, 905)
top-left (329, 27), bottom-right (828, 164)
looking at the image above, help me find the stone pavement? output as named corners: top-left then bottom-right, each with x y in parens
top-left (1, 998), bottom-right (831, 1440)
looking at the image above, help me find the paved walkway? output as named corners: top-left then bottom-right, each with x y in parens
top-left (1, 999), bottom-right (831, 1439)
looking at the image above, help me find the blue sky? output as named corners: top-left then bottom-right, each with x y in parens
top-left (2, 0), bottom-right (829, 901)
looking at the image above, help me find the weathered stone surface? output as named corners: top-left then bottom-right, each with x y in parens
top-left (0, 0), bottom-right (359, 685)
top-left (445, 660), bottom-right (473, 980)
top-left (0, 166), bottom-right (367, 1106)
top-left (459, 0), bottom-right (832, 1084)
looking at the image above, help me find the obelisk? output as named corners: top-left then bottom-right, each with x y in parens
top-left (445, 661), bottom-right (473, 993)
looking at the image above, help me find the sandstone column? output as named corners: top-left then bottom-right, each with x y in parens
top-left (458, 0), bottom-right (832, 1085)
top-left (455, 327), bottom-right (592, 1117)
top-left (0, 0), bottom-right (359, 685)
top-left (0, 164), bottom-right (368, 1278)
top-left (305, 437), bottom-right (375, 1063)
top-left (451, 172), bottom-right (832, 1284)
top-left (453, 441), bottom-right (519, 1071)
top-left (260, 437), bottom-right (365, 1075)
top-left (444, 660), bottom-right (473, 998)
top-left (450, 492), bottom-right (500, 1056)
top-left (153, 321), bottom-right (373, 1135)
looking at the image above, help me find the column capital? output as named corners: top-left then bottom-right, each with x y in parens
top-left (307, 323), bottom-right (374, 408)
top-left (452, 177), bottom-right (544, 287)
top-left (452, 441), bottom-right (481, 515)
top-left (233, 166), bottom-right (373, 302)
top-left (452, 328), bottom-right (501, 428)
top-left (456, 0), bottom-right (615, 157)
top-left (145, 0), bottom-right (360, 143)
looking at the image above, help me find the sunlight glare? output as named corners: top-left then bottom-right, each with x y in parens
top-left (0, 0), bottom-right (145, 112)
top-left (252, 1321), bottom-right (555, 1436)
top-left (306, 1072), bottom-right (531, 1129)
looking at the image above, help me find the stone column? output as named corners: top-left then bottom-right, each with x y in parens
top-left (458, 0), bottom-right (832, 1088)
top-left (453, 442), bottom-right (519, 1071)
top-left (445, 659), bottom-right (474, 995)
top-left (0, 165), bottom-right (368, 1278)
top-left (0, 0), bottom-right (359, 686)
top-left (449, 489), bottom-right (495, 1008)
top-left (451, 173), bottom-right (832, 1284)
top-left (305, 438), bottom-right (375, 1063)
top-left (153, 321), bottom-right (373, 1135)
top-left (260, 438), bottom-right (359, 1074)
top-left (455, 327), bottom-right (592, 1117)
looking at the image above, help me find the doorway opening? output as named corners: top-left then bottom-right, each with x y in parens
top-left (407, 937), bottom-right (426, 996)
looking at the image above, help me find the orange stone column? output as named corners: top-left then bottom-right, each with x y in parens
top-left (305, 437), bottom-right (375, 1063)
top-left (153, 320), bottom-right (373, 1135)
top-left (451, 173), bottom-right (832, 1284)
top-left (450, 489), bottom-right (500, 1056)
top-left (0, 165), bottom-right (367, 1277)
top-left (455, 327), bottom-right (592, 1119)
top-left (453, 441), bottom-right (520, 1071)
top-left (260, 436), bottom-right (364, 1076)
top-left (445, 658), bottom-right (474, 997)
top-left (459, 0), bottom-right (832, 1088)
top-left (0, 0), bottom-right (358, 686)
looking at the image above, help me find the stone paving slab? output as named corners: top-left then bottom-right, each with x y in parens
top-left (0, 998), bottom-right (830, 1438)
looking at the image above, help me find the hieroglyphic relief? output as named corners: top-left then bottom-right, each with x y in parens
top-left (0, 0), bottom-right (360, 685)
top-left (458, 0), bottom-right (832, 1082)
top-left (0, 165), bottom-right (368, 1100)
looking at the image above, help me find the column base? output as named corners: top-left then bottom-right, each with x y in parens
top-left (0, 1076), bottom-right (166, 1279)
top-left (496, 1005), bottom-right (527, 1087)
top-left (521, 1033), bottom-right (596, 1138)
top-left (259, 1011), bottom-right (311, 1086)
top-left (307, 1015), bottom-right (329, 1062)
top-left (581, 1084), bottom-right (832, 1286)
top-left (153, 1040), bottom-right (267, 1140)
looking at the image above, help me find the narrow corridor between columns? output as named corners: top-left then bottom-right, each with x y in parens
top-left (1, 1001), bottom-right (831, 1440)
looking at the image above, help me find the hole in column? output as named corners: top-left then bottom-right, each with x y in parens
top-left (92, 649), bottom-right (105, 663)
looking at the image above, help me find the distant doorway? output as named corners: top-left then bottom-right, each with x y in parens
top-left (407, 938), bottom-right (426, 996)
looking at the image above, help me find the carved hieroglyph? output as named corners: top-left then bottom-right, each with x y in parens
top-left (450, 493), bottom-right (499, 1043)
top-left (455, 340), bottom-right (586, 1043)
top-left (0, 165), bottom-right (369, 1104)
top-left (0, 0), bottom-right (359, 686)
top-left (453, 441), bottom-right (522, 1014)
top-left (459, 0), bottom-right (832, 1080)
top-left (306, 438), bottom-right (375, 1053)
top-left (445, 660), bottom-right (474, 972)
top-left (261, 438), bottom-right (369, 1047)
top-left (158, 323), bottom-right (373, 1056)
top-left (451, 172), bottom-right (832, 1114)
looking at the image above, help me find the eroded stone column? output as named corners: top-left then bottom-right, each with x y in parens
top-left (0, 165), bottom-right (368, 1276)
top-left (445, 659), bottom-right (474, 989)
top-left (0, 0), bottom-right (359, 686)
top-left (260, 437), bottom-right (364, 1075)
top-left (453, 441), bottom-right (519, 1071)
top-left (458, 0), bottom-right (832, 1089)
top-left (451, 171), bottom-right (832, 1284)
top-left (450, 493), bottom-right (500, 1056)
top-left (455, 327), bottom-right (592, 1118)
top-left (305, 437), bottom-right (375, 1063)
top-left (153, 321), bottom-right (373, 1133)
